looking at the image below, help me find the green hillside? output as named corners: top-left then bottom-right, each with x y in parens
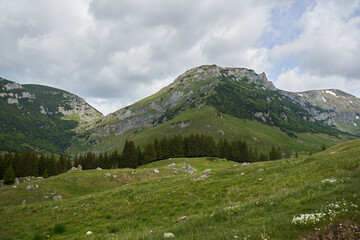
top-left (1, 139), bottom-right (359, 239)
top-left (0, 78), bottom-right (102, 153)
top-left (67, 106), bottom-right (353, 155)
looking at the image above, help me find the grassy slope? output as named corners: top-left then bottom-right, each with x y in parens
top-left (68, 105), bottom-right (354, 155)
top-left (1, 140), bottom-right (360, 239)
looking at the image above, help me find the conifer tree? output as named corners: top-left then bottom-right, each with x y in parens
top-left (43, 168), bottom-right (48, 178)
top-left (122, 140), bottom-right (138, 168)
top-left (322, 144), bottom-right (326, 151)
top-left (137, 146), bottom-right (144, 166)
top-left (153, 137), bottom-right (162, 160)
top-left (143, 142), bottom-right (157, 164)
top-left (3, 165), bottom-right (15, 185)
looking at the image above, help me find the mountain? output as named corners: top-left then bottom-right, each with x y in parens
top-left (68, 65), bottom-right (358, 155)
top-left (0, 77), bottom-right (102, 153)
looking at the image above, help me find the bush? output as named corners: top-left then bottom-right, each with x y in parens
top-left (3, 165), bottom-right (15, 185)
top-left (53, 224), bottom-right (65, 234)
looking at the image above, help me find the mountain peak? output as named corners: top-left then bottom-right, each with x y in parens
top-left (174, 65), bottom-right (276, 90)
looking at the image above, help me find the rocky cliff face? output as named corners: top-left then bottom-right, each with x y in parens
top-left (0, 77), bottom-right (103, 152)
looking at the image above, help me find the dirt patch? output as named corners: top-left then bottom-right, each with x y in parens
top-left (302, 221), bottom-right (360, 240)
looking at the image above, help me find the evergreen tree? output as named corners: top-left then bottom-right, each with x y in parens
top-left (153, 137), bottom-right (162, 160)
top-left (143, 142), bottom-right (157, 164)
top-left (284, 146), bottom-right (291, 159)
top-left (160, 137), bottom-right (170, 159)
top-left (322, 144), bottom-right (326, 151)
top-left (43, 168), bottom-right (48, 178)
top-left (295, 151), bottom-right (298, 158)
top-left (137, 146), bottom-right (144, 166)
top-left (3, 165), bottom-right (15, 185)
top-left (259, 153), bottom-right (268, 162)
top-left (122, 140), bottom-right (138, 168)
top-left (38, 154), bottom-right (47, 177)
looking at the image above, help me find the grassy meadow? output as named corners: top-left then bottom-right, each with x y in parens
top-left (1, 139), bottom-right (360, 239)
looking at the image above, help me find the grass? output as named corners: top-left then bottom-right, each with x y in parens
top-left (1, 140), bottom-right (360, 239)
top-left (67, 105), bottom-right (354, 156)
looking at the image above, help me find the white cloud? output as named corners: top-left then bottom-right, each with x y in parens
top-left (275, 67), bottom-right (360, 95)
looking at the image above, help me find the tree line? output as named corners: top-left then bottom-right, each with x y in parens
top-left (74, 134), bottom-right (285, 170)
top-left (1, 134), bottom-right (288, 182)
top-left (0, 151), bottom-right (71, 182)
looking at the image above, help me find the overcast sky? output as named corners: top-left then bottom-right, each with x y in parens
top-left (1, 0), bottom-right (360, 115)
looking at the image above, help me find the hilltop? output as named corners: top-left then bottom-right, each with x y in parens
top-left (0, 138), bottom-right (359, 239)
top-left (0, 78), bottom-right (102, 153)
top-left (68, 65), bottom-right (359, 155)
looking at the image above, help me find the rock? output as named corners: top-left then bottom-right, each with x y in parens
top-left (242, 162), bottom-right (250, 167)
top-left (35, 185), bottom-right (39, 189)
top-left (192, 174), bottom-right (210, 181)
top-left (25, 186), bottom-right (33, 190)
top-left (181, 164), bottom-right (197, 173)
top-left (86, 231), bottom-right (93, 235)
top-left (69, 167), bottom-right (78, 171)
top-left (164, 232), bottom-right (175, 238)
top-left (113, 175), bottom-right (117, 178)
top-left (0, 182), bottom-right (4, 187)
top-left (217, 130), bottom-right (225, 135)
top-left (53, 195), bottom-right (62, 201)
top-left (77, 164), bottom-right (83, 171)
top-left (153, 169), bottom-right (159, 173)
top-left (22, 200), bottom-right (26, 205)
top-left (96, 167), bottom-right (102, 171)
top-left (167, 163), bottom-right (176, 167)
top-left (14, 178), bottom-right (19, 185)
top-left (173, 168), bottom-right (178, 173)
top-left (37, 176), bottom-right (44, 179)
top-left (175, 216), bottom-right (187, 223)
top-left (104, 173), bottom-right (111, 178)
top-left (13, 185), bottom-right (17, 188)
top-left (203, 169), bottom-right (212, 174)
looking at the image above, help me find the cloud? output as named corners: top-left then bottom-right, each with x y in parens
top-left (275, 67), bottom-right (360, 96)
top-left (0, 0), bottom-right (359, 115)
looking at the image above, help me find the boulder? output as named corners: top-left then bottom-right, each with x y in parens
top-left (77, 164), bottom-right (83, 171)
top-left (104, 173), bottom-right (111, 178)
top-left (153, 169), bottom-right (159, 173)
top-left (22, 200), bottom-right (26, 205)
top-left (96, 167), bottom-right (102, 171)
top-left (25, 186), bottom-right (33, 190)
top-left (35, 185), bottom-right (39, 189)
top-left (1, 182), bottom-right (4, 187)
top-left (203, 169), bottom-right (212, 174)
top-left (167, 163), bottom-right (176, 167)
top-left (164, 232), bottom-right (175, 238)
top-left (181, 164), bottom-right (197, 173)
top-left (14, 178), bottom-right (19, 185)
top-left (86, 231), bottom-right (93, 235)
top-left (53, 195), bottom-right (62, 201)
top-left (69, 167), bottom-right (78, 171)
top-left (175, 216), bottom-right (187, 223)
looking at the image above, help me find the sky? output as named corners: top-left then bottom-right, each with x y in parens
top-left (1, 0), bottom-right (360, 115)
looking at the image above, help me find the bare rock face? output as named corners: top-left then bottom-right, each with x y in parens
top-left (2, 82), bottom-right (23, 90)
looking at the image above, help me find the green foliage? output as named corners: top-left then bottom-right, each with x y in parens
top-left (3, 165), bottom-right (15, 185)
top-left (53, 223), bottom-right (65, 234)
top-left (206, 76), bottom-right (344, 136)
top-left (122, 140), bottom-right (138, 168)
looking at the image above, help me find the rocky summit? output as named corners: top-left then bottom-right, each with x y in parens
top-left (68, 65), bottom-right (359, 155)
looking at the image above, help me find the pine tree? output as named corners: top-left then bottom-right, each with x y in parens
top-left (153, 137), bottom-right (162, 160)
top-left (143, 142), bottom-right (157, 164)
top-left (122, 140), bottom-right (138, 168)
top-left (295, 151), bottom-right (298, 158)
top-left (137, 146), bottom-right (144, 166)
top-left (43, 168), bottom-right (48, 178)
top-left (259, 153), bottom-right (268, 162)
top-left (322, 144), bottom-right (326, 151)
top-left (3, 165), bottom-right (15, 185)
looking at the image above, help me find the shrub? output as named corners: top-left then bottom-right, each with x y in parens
top-left (3, 165), bottom-right (15, 185)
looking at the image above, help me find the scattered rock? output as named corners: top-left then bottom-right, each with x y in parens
top-left (173, 168), bottom-right (178, 173)
top-left (175, 216), bottom-right (187, 223)
top-left (104, 173), bottom-right (111, 178)
top-left (242, 162), bottom-right (250, 167)
top-left (181, 164), bottom-right (197, 173)
top-left (164, 232), bottom-right (175, 238)
top-left (0, 182), bottom-right (4, 187)
top-left (77, 164), bottom-right (83, 171)
top-left (35, 185), bottom-right (39, 189)
top-left (54, 206), bottom-right (59, 209)
top-left (96, 167), bottom-right (102, 171)
top-left (37, 176), bottom-right (44, 179)
top-left (53, 195), bottom-right (62, 201)
top-left (86, 231), bottom-right (93, 235)
top-left (13, 185), bottom-right (17, 188)
top-left (14, 178), bottom-right (19, 185)
top-left (113, 175), bottom-right (117, 178)
top-left (192, 174), bottom-right (210, 181)
top-left (154, 169), bottom-right (160, 173)
top-left (25, 186), bottom-right (33, 190)
top-left (217, 130), bottom-right (225, 135)
top-left (168, 163), bottom-right (176, 167)
top-left (69, 167), bottom-right (78, 171)
top-left (203, 169), bottom-right (212, 174)
top-left (22, 200), bottom-right (26, 205)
